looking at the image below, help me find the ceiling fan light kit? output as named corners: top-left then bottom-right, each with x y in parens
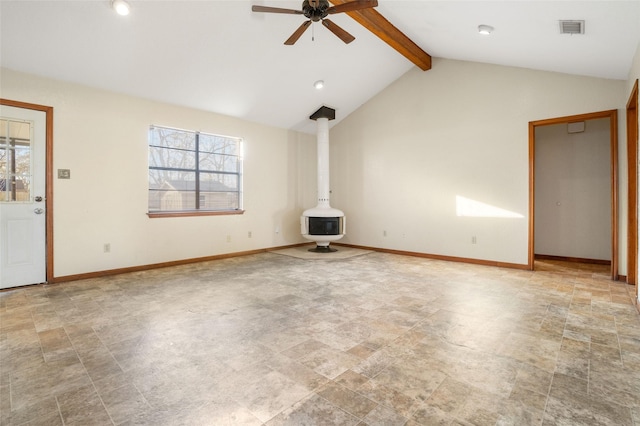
top-left (314, 80), bottom-right (325, 89)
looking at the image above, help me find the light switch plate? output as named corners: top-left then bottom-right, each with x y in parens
top-left (58, 169), bottom-right (71, 179)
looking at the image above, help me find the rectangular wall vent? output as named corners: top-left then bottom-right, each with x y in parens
top-left (559, 20), bottom-right (585, 35)
top-left (567, 122), bottom-right (585, 134)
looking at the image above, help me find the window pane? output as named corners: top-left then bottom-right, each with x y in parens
top-left (149, 189), bottom-right (196, 211)
top-left (222, 155), bottom-right (239, 173)
top-left (199, 191), bottom-right (239, 210)
top-left (14, 145), bottom-right (31, 201)
top-left (149, 169), bottom-right (196, 191)
top-left (198, 152), bottom-right (221, 172)
top-left (199, 153), bottom-right (238, 173)
top-left (200, 172), bottom-right (238, 192)
top-left (149, 146), bottom-right (196, 170)
top-left (150, 127), bottom-right (196, 150)
top-left (0, 144), bottom-right (6, 202)
top-left (199, 134), bottom-right (238, 156)
top-left (0, 119), bottom-right (31, 202)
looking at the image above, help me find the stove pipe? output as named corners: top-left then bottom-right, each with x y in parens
top-left (301, 106), bottom-right (345, 252)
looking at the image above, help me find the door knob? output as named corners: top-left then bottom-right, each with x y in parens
top-left (35, 196), bottom-right (43, 202)
top-left (34, 208), bottom-right (44, 215)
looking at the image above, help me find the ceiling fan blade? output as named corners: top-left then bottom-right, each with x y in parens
top-left (322, 19), bottom-right (355, 44)
top-left (327, 0), bottom-right (378, 14)
top-left (251, 5), bottom-right (304, 15)
top-left (285, 21), bottom-right (312, 45)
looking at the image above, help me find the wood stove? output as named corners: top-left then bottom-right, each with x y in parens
top-left (300, 106), bottom-right (345, 252)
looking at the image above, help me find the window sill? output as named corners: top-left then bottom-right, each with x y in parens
top-left (147, 210), bottom-right (245, 218)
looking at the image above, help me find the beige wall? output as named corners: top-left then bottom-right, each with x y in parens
top-left (629, 42), bottom-right (640, 97)
top-left (330, 58), bottom-right (626, 267)
top-left (1, 68), bottom-right (317, 278)
top-left (3, 51), bottom-right (636, 277)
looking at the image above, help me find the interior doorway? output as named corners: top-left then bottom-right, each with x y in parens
top-left (529, 110), bottom-right (618, 279)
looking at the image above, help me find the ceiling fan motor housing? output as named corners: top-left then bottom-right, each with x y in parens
top-left (303, 0), bottom-right (330, 21)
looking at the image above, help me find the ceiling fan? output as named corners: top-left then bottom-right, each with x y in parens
top-left (252, 0), bottom-right (378, 45)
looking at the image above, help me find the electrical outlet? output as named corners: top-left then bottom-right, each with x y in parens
top-left (103, 243), bottom-right (111, 253)
top-left (226, 235), bottom-right (231, 243)
top-left (248, 231), bottom-right (252, 238)
top-left (471, 236), bottom-right (477, 244)
top-left (383, 230), bottom-right (387, 237)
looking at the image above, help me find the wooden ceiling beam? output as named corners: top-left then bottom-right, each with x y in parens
top-left (331, 0), bottom-right (432, 71)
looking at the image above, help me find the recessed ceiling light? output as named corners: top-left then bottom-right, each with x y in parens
top-left (314, 80), bottom-right (325, 90)
top-left (478, 25), bottom-right (494, 35)
top-left (112, 0), bottom-right (131, 16)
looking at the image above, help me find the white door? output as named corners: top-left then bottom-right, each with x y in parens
top-left (0, 105), bottom-right (47, 289)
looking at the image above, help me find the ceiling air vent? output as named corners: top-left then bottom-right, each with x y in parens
top-left (559, 20), bottom-right (585, 35)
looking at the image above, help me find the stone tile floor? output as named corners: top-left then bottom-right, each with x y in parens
top-left (1, 252), bottom-right (639, 425)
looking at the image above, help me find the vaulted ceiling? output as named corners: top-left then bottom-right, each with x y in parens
top-left (1, 1), bottom-right (639, 134)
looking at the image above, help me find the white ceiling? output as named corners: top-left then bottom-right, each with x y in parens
top-left (1, 1), bottom-right (639, 134)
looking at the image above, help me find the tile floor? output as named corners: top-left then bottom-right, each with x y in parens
top-left (1, 251), bottom-right (640, 425)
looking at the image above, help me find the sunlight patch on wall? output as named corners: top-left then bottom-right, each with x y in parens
top-left (456, 196), bottom-right (523, 218)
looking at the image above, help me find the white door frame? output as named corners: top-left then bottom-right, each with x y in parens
top-left (1, 99), bottom-right (54, 285)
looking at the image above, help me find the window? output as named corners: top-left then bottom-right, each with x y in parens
top-left (148, 125), bottom-right (243, 215)
top-left (0, 119), bottom-right (32, 202)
